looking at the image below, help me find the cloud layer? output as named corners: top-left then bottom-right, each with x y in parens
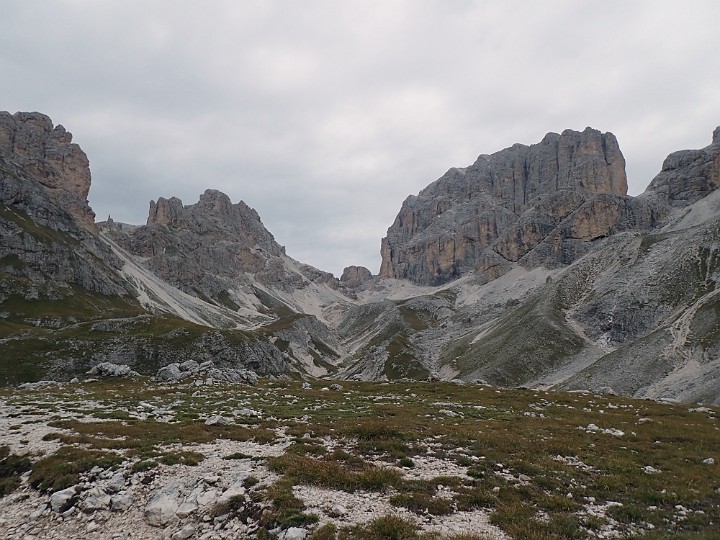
top-left (2, 1), bottom-right (719, 276)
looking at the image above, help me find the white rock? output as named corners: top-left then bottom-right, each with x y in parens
top-left (105, 472), bottom-right (126, 494)
top-left (689, 407), bottom-right (714, 414)
top-left (280, 527), bottom-right (308, 540)
top-left (205, 415), bottom-right (232, 426)
top-left (86, 362), bottom-right (139, 378)
top-left (157, 363), bottom-right (183, 381)
top-left (702, 457), bottom-right (715, 465)
top-left (49, 486), bottom-right (77, 513)
top-left (80, 487), bottom-right (111, 512)
top-left (176, 500), bottom-right (198, 518)
top-left (110, 491), bottom-right (134, 512)
top-left (171, 524), bottom-right (197, 540)
top-left (145, 484), bottom-right (181, 526)
top-left (217, 481), bottom-right (246, 505)
top-left (196, 489), bottom-right (218, 507)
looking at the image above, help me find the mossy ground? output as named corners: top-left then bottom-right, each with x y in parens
top-left (1, 379), bottom-right (718, 538)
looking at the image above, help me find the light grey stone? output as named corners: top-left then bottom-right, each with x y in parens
top-left (204, 415), bottom-right (231, 426)
top-left (86, 362), bottom-right (139, 378)
top-left (49, 486), bottom-right (77, 513)
top-left (105, 472), bottom-right (126, 493)
top-left (171, 524), bottom-right (197, 540)
top-left (79, 487), bottom-right (111, 512)
top-left (156, 363), bottom-right (183, 382)
top-left (145, 484), bottom-right (182, 526)
top-left (110, 491), bottom-right (134, 512)
top-left (280, 527), bottom-right (308, 540)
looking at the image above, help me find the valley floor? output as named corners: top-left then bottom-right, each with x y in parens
top-left (0, 379), bottom-right (718, 539)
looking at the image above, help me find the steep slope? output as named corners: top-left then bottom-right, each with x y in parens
top-left (0, 114), bottom-right (140, 328)
top-left (342, 127), bottom-right (720, 402)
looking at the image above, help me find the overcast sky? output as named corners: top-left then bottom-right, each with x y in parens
top-left (2, 1), bottom-right (719, 276)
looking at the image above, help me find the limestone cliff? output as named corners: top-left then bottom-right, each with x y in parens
top-left (3, 111), bottom-right (720, 404)
top-left (340, 266), bottom-right (373, 288)
top-left (0, 112), bottom-right (133, 303)
top-left (379, 127), bottom-right (664, 285)
top-left (643, 126), bottom-right (720, 206)
top-left (0, 111), bottom-right (95, 231)
top-left (107, 189), bottom-right (344, 316)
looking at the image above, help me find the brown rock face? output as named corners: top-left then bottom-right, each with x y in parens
top-left (0, 111), bottom-right (95, 231)
top-left (379, 128), bottom-right (648, 285)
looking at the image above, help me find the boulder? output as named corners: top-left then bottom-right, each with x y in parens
top-left (110, 491), bottom-right (134, 512)
top-left (49, 486), bottom-right (77, 513)
top-left (86, 362), bottom-right (139, 378)
top-left (79, 487), bottom-right (111, 512)
top-left (156, 363), bottom-right (183, 381)
top-left (145, 482), bottom-right (183, 526)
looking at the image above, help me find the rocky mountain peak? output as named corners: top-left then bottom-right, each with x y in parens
top-left (0, 111), bottom-right (95, 231)
top-left (644, 126), bottom-right (720, 206)
top-left (379, 128), bottom-right (641, 285)
top-left (146, 189), bottom-right (282, 256)
top-left (340, 265), bottom-right (373, 288)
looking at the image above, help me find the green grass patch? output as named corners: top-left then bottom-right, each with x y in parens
top-left (29, 446), bottom-right (122, 493)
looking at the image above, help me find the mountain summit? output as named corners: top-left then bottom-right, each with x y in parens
top-left (379, 127), bottom-right (664, 285)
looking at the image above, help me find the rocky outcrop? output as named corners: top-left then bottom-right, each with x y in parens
top-left (147, 190), bottom-right (282, 256)
top-left (0, 155), bottom-right (136, 305)
top-left (643, 126), bottom-right (720, 206)
top-left (379, 127), bottom-right (662, 285)
top-left (155, 359), bottom-right (259, 385)
top-left (0, 111), bottom-right (95, 231)
top-left (340, 265), bottom-right (373, 288)
top-left (109, 189), bottom-right (341, 304)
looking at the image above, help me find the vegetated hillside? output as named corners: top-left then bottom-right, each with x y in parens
top-left (1, 379), bottom-right (718, 539)
top-left (1, 110), bottom-right (719, 403)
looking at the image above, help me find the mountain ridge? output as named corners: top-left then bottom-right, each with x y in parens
top-left (2, 111), bottom-right (719, 403)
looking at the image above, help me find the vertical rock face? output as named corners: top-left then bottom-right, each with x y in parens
top-left (0, 111), bottom-right (95, 231)
top-left (379, 128), bottom-right (644, 285)
top-left (643, 126), bottom-right (720, 206)
top-left (0, 113), bottom-right (134, 300)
